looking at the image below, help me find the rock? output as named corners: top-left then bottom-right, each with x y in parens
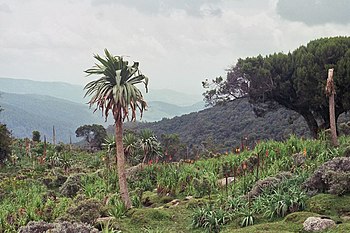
top-left (303, 216), bottom-right (335, 232)
top-left (18, 221), bottom-right (54, 233)
top-left (339, 122), bottom-right (350, 136)
top-left (340, 215), bottom-right (350, 221)
top-left (293, 152), bottom-right (306, 167)
top-left (303, 157), bottom-right (350, 195)
top-left (247, 172), bottom-right (292, 199)
top-left (18, 221), bottom-right (99, 233)
top-left (217, 177), bottom-right (235, 187)
top-left (343, 146), bottom-right (350, 157)
top-left (41, 174), bottom-right (67, 189)
top-left (59, 173), bottom-right (84, 197)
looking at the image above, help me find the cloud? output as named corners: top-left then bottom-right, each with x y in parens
top-left (0, 0), bottom-right (349, 95)
top-left (276, 0), bottom-right (350, 25)
top-left (91, 0), bottom-right (223, 17)
top-left (0, 3), bottom-right (11, 13)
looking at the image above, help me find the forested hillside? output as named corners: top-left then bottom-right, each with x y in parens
top-left (120, 99), bottom-right (311, 150)
top-left (0, 92), bottom-right (107, 142)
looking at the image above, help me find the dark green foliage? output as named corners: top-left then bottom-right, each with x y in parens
top-left (0, 123), bottom-right (11, 163)
top-left (75, 124), bottom-right (107, 150)
top-left (160, 134), bottom-right (185, 161)
top-left (123, 99), bottom-right (310, 154)
top-left (204, 37), bottom-right (350, 138)
top-left (32, 130), bottom-right (41, 142)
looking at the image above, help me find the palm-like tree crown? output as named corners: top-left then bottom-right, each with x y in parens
top-left (84, 49), bottom-right (148, 122)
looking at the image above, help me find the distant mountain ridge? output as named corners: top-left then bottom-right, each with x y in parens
top-left (0, 91), bottom-right (106, 142)
top-left (0, 77), bottom-right (205, 142)
top-left (0, 77), bottom-right (203, 106)
top-left (0, 77), bottom-right (86, 104)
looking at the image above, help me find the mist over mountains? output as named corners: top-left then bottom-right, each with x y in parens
top-left (0, 77), bottom-right (204, 142)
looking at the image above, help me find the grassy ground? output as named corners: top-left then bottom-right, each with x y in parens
top-left (2, 136), bottom-right (350, 232)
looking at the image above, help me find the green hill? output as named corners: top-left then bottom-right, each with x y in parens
top-left (0, 92), bottom-right (107, 142)
top-left (0, 77), bottom-right (205, 124)
top-left (123, 99), bottom-right (311, 150)
top-left (0, 77), bottom-right (203, 106)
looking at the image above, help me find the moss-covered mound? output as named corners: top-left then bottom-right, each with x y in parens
top-left (306, 194), bottom-right (350, 217)
top-left (58, 198), bottom-right (107, 225)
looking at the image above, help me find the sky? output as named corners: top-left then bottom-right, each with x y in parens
top-left (0, 0), bottom-right (349, 95)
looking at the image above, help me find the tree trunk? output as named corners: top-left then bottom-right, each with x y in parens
top-left (115, 120), bottom-right (132, 209)
top-left (326, 68), bottom-right (339, 147)
top-left (329, 94), bottom-right (339, 146)
top-left (300, 110), bottom-right (319, 139)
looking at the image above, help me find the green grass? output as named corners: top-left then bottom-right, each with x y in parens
top-left (306, 194), bottom-right (350, 217)
top-left (2, 135), bottom-right (350, 232)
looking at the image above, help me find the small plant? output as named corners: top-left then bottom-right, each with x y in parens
top-left (192, 204), bottom-right (231, 233)
top-left (143, 227), bottom-right (164, 233)
top-left (108, 198), bottom-right (127, 219)
top-left (240, 207), bottom-right (255, 227)
top-left (225, 196), bottom-right (245, 212)
top-left (101, 220), bottom-right (120, 233)
top-left (131, 194), bottom-right (142, 208)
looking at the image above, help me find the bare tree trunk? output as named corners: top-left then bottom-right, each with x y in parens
top-left (326, 68), bottom-right (339, 147)
top-left (53, 125), bottom-right (56, 145)
top-left (115, 120), bottom-right (132, 209)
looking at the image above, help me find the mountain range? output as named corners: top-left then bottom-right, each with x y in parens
top-left (0, 77), bottom-right (204, 142)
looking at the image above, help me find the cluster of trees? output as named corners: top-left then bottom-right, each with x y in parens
top-left (129, 99), bottom-right (311, 153)
top-left (0, 101), bottom-right (12, 164)
top-left (203, 37), bottom-right (350, 138)
top-left (75, 124), bottom-right (107, 150)
top-left (105, 129), bottom-right (163, 166)
top-left (0, 123), bottom-right (11, 163)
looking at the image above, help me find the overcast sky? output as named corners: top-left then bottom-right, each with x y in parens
top-left (0, 0), bottom-right (349, 95)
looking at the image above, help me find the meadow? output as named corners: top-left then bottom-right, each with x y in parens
top-left (1, 133), bottom-right (350, 232)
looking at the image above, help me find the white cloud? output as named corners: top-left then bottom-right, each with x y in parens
top-left (0, 0), bottom-right (349, 95)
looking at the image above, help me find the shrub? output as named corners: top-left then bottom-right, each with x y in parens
top-left (0, 124), bottom-right (11, 164)
top-left (59, 198), bottom-right (105, 225)
top-left (247, 172), bottom-right (292, 199)
top-left (59, 173), bottom-right (84, 197)
top-left (192, 204), bottom-right (231, 233)
top-left (239, 206), bottom-right (255, 227)
top-left (108, 197), bottom-right (127, 219)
